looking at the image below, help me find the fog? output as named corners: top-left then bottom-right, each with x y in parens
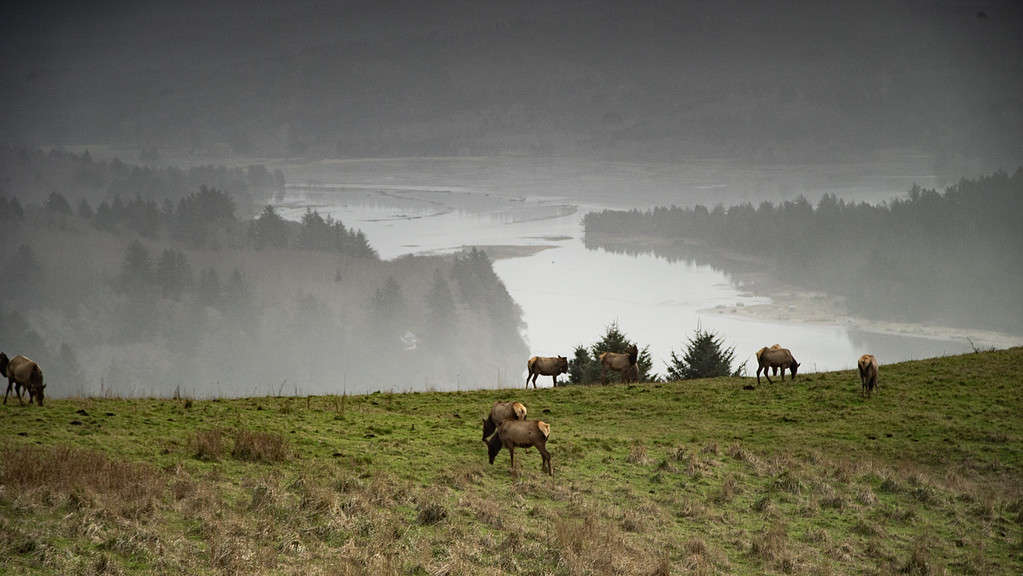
top-left (1, 2), bottom-right (1021, 397)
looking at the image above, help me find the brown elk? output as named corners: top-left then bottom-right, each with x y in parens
top-left (526, 356), bottom-right (568, 388)
top-left (1, 353), bottom-right (45, 406)
top-left (756, 347), bottom-right (800, 385)
top-left (858, 354), bottom-right (879, 397)
top-left (756, 344), bottom-right (783, 376)
top-left (599, 344), bottom-right (639, 384)
top-left (481, 401), bottom-right (527, 442)
top-left (487, 419), bottom-right (552, 475)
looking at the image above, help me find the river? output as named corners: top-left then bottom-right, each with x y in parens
top-left (271, 156), bottom-right (981, 383)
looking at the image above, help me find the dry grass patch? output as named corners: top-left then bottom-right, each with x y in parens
top-left (190, 428), bottom-right (226, 461)
top-left (728, 442), bottom-right (763, 473)
top-left (712, 474), bottom-right (742, 504)
top-left (900, 537), bottom-right (940, 575)
top-left (555, 514), bottom-right (637, 574)
top-left (751, 521), bottom-right (796, 573)
top-left (627, 443), bottom-right (651, 465)
top-left (0, 444), bottom-right (164, 519)
top-left (232, 428), bottom-right (289, 462)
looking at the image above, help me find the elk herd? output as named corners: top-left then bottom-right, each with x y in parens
top-left (484, 345), bottom-right (880, 476)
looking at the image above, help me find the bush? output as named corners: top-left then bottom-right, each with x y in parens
top-left (665, 326), bottom-right (736, 380)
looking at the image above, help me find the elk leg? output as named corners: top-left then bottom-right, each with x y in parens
top-left (3, 379), bottom-right (11, 405)
top-left (551, 374), bottom-right (557, 388)
top-left (780, 367), bottom-right (785, 381)
top-left (10, 377), bottom-right (23, 405)
top-left (525, 371), bottom-right (531, 388)
top-left (538, 444), bottom-right (552, 475)
top-left (508, 447), bottom-right (515, 471)
top-left (764, 368), bottom-right (773, 385)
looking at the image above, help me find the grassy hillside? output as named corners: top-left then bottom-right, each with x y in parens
top-left (2, 349), bottom-right (1021, 575)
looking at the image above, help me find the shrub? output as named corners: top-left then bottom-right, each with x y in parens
top-left (666, 326), bottom-right (736, 380)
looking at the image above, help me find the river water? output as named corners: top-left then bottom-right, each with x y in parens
top-left (274, 157), bottom-right (975, 384)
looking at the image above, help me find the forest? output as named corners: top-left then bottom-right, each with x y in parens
top-left (0, 149), bottom-right (527, 397)
top-left (584, 169), bottom-right (1023, 333)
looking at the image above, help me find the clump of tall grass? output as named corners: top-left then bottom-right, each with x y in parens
top-left (232, 429), bottom-right (289, 462)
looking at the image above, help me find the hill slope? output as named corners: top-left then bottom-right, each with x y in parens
top-left (2, 348), bottom-right (1021, 574)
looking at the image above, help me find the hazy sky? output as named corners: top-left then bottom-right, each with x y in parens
top-left (3, 1), bottom-right (1021, 162)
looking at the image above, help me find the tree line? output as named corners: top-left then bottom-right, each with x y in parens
top-left (0, 155), bottom-right (527, 397)
top-left (584, 169), bottom-right (1023, 333)
top-left (0, 146), bottom-right (282, 217)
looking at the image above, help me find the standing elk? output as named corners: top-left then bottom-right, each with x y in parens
top-left (599, 344), bottom-right (639, 384)
top-left (526, 355), bottom-right (568, 388)
top-left (858, 354), bottom-right (879, 397)
top-left (1, 352), bottom-right (45, 406)
top-left (487, 419), bottom-right (552, 475)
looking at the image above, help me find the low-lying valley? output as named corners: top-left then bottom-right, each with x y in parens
top-left (2, 348), bottom-right (1020, 575)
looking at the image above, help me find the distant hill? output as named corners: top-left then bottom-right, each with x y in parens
top-left (2, 1), bottom-right (1021, 165)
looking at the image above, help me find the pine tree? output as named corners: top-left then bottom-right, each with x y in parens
top-left (250, 204), bottom-right (289, 249)
top-left (197, 268), bottom-right (221, 307)
top-left (119, 240), bottom-right (152, 296)
top-left (665, 327), bottom-right (736, 381)
top-left (370, 276), bottom-right (407, 348)
top-left (425, 268), bottom-right (456, 349)
top-left (568, 345), bottom-right (592, 384)
top-left (45, 192), bottom-right (72, 215)
top-left (77, 198), bottom-right (95, 220)
top-left (156, 249), bottom-right (191, 300)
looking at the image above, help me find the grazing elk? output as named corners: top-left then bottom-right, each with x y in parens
top-left (599, 344), bottom-right (639, 384)
top-left (756, 344), bottom-right (783, 376)
top-left (487, 419), bottom-right (552, 475)
top-left (482, 401), bottom-right (528, 442)
top-left (1, 352), bottom-right (45, 406)
top-left (858, 354), bottom-right (879, 397)
top-left (756, 347), bottom-right (800, 385)
top-left (526, 355), bottom-right (568, 388)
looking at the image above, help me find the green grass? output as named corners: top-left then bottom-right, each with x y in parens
top-left (2, 348), bottom-right (1022, 575)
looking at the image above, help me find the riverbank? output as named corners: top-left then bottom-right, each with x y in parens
top-left (589, 234), bottom-right (1023, 351)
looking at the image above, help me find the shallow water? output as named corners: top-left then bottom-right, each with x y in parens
top-left (274, 175), bottom-right (974, 385)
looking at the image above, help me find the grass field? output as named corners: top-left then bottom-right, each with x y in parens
top-left (1, 348), bottom-right (1021, 575)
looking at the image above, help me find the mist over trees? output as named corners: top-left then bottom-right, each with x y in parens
top-left (0, 151), bottom-right (527, 398)
top-left (0, 147), bottom-right (282, 218)
top-left (584, 169), bottom-right (1023, 333)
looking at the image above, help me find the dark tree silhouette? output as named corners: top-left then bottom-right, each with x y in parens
top-left (249, 204), bottom-right (289, 249)
top-left (45, 192), bottom-right (72, 215)
top-left (665, 327), bottom-right (736, 381)
top-left (119, 240), bottom-right (152, 297)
